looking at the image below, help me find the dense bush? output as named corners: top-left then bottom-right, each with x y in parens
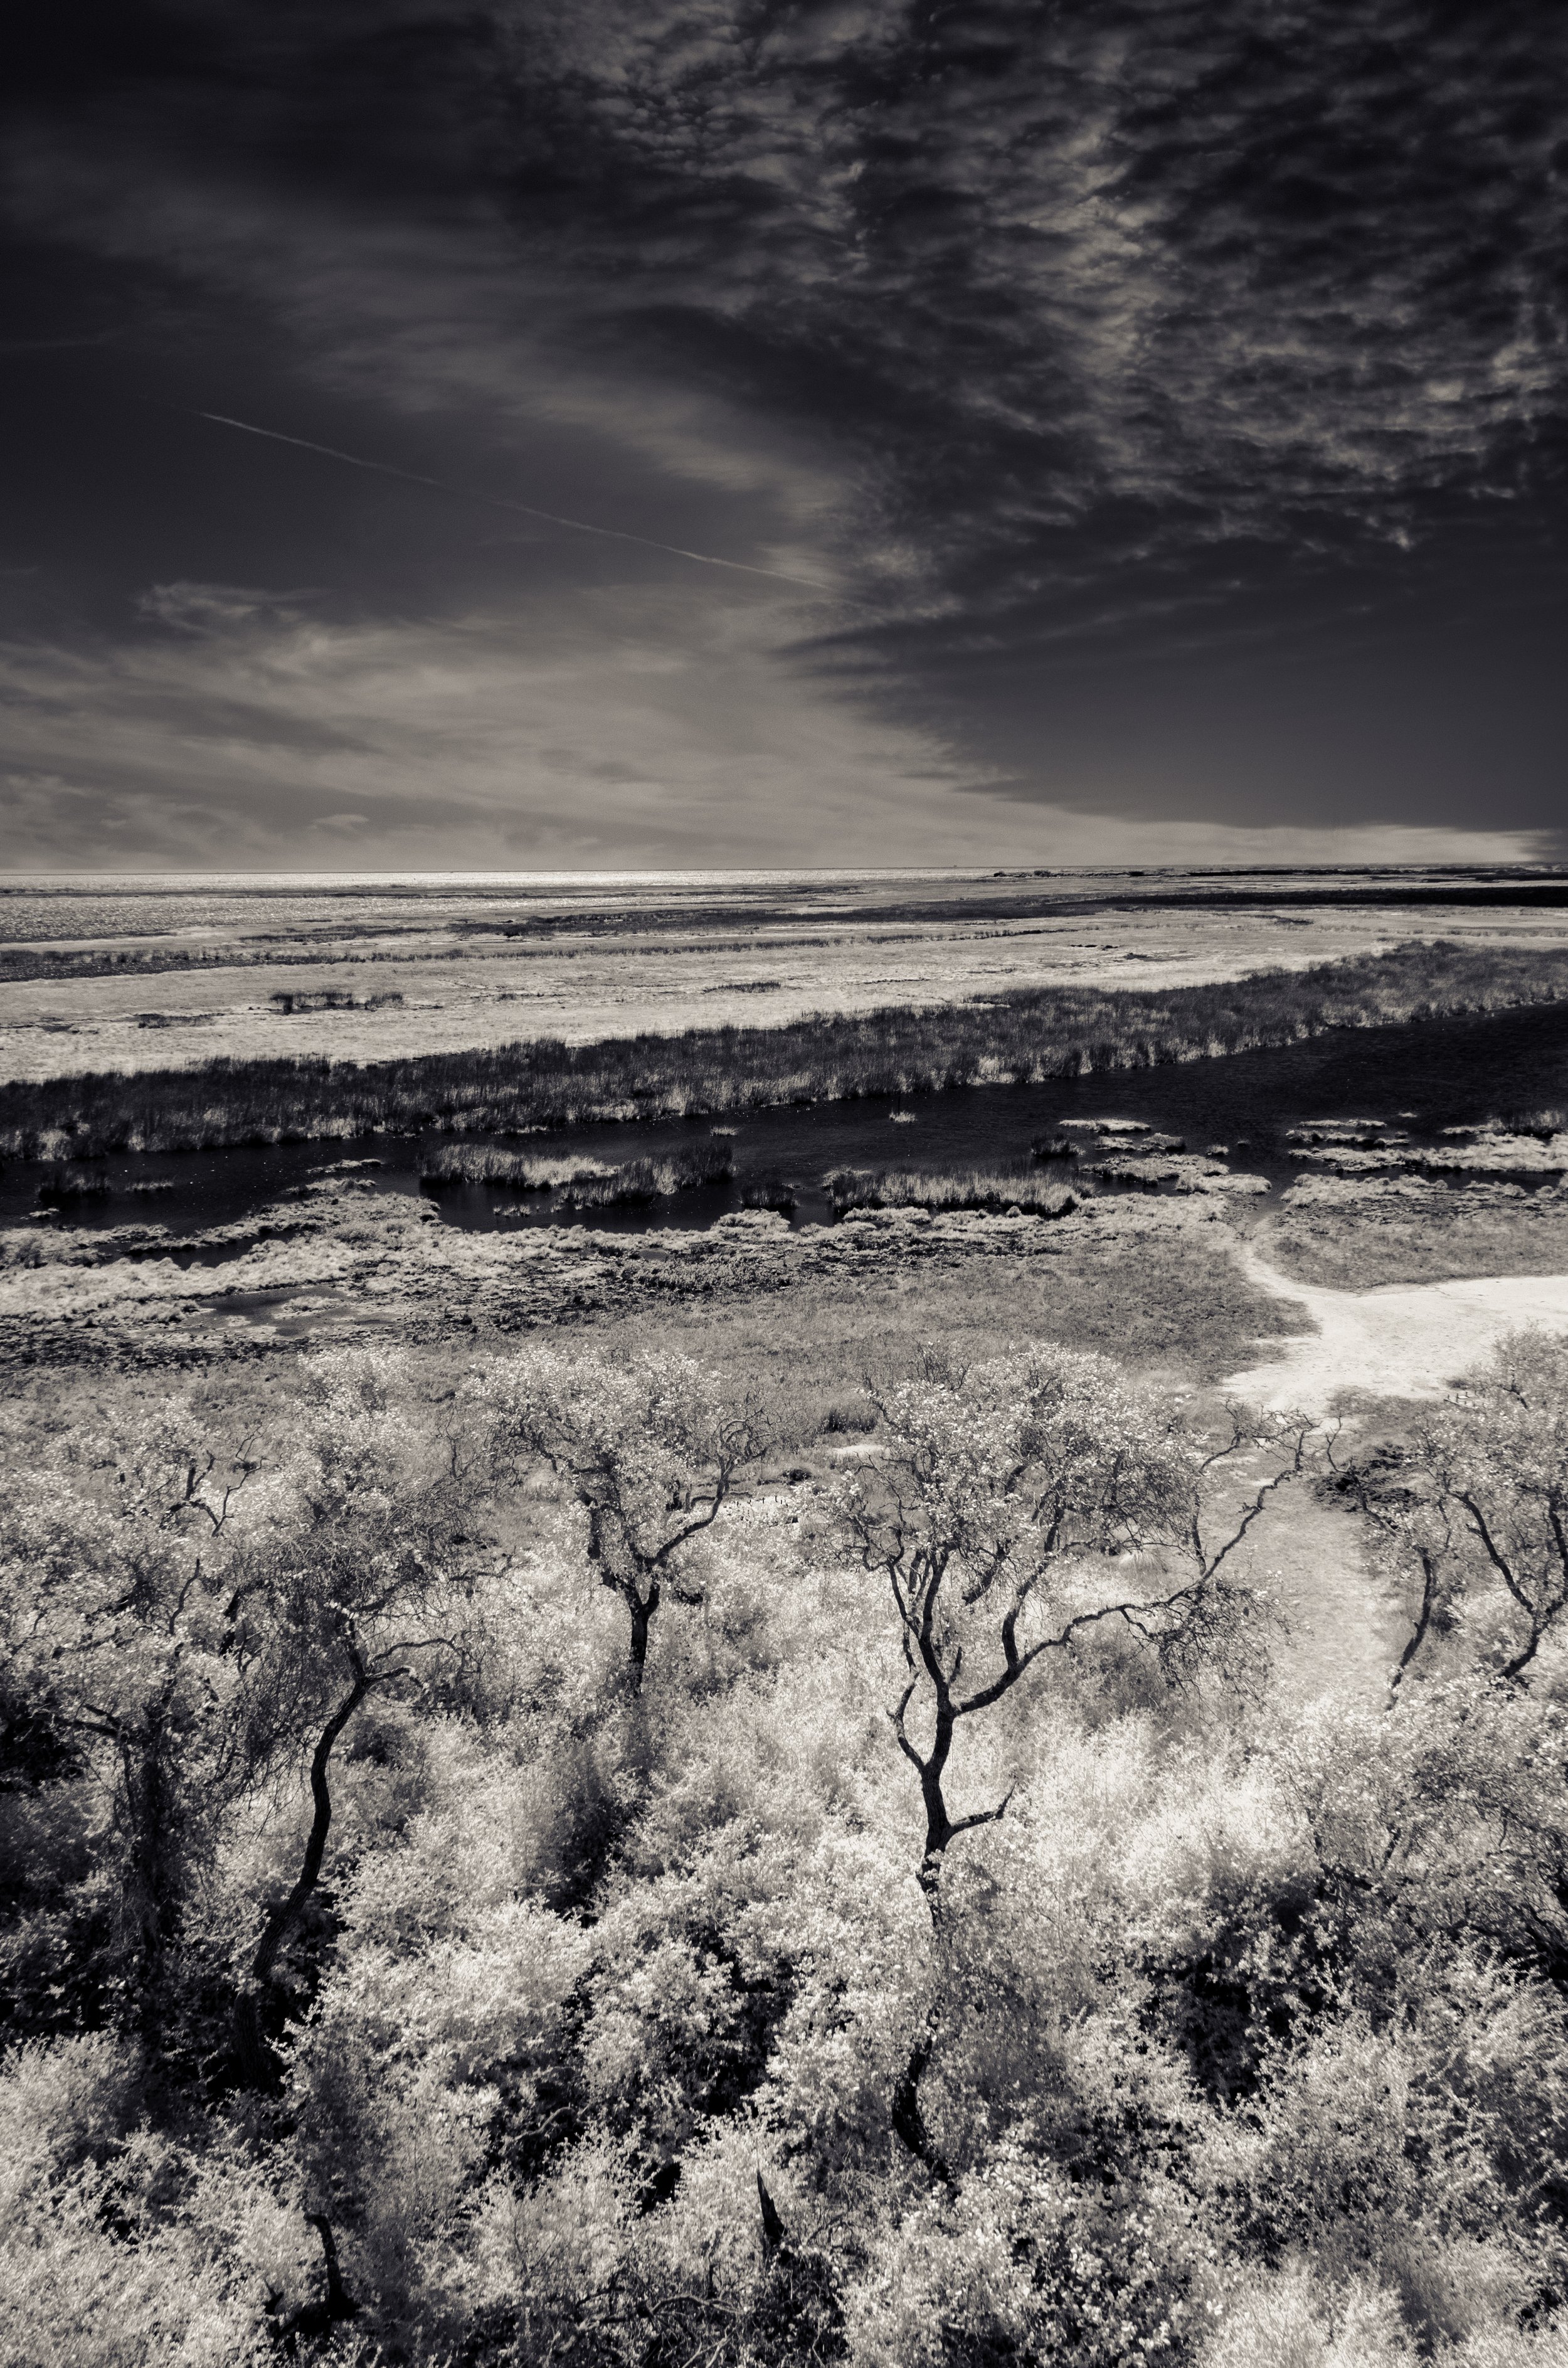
top-left (3, 1334), bottom-right (1567, 2364)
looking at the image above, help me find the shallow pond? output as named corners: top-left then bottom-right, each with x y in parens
top-left (7, 997), bottom-right (1568, 1243)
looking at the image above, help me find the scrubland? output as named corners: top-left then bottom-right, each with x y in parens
top-left (4, 1307), bottom-right (1568, 2368)
top-left (6, 938), bottom-right (1568, 1159)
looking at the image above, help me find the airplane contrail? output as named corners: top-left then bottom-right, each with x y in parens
top-left (196, 411), bottom-right (841, 596)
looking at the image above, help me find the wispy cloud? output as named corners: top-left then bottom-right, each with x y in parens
top-left (2, 1), bottom-right (1564, 857)
top-left (0, 580), bottom-right (987, 866)
top-left (1, 581), bottom-right (1549, 871)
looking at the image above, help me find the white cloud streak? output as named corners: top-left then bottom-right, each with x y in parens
top-left (0, 588), bottom-right (1549, 871)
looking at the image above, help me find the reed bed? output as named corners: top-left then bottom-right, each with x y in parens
top-left (1478, 1106), bottom-right (1568, 1139)
top-left (420, 1145), bottom-right (614, 1189)
top-left (825, 1167), bottom-right (1076, 1217)
top-left (739, 1174), bottom-right (800, 1212)
top-left (34, 1166), bottom-right (112, 1208)
top-left (422, 1142), bottom-right (731, 1201)
top-left (268, 988), bottom-right (405, 1016)
top-left (560, 1145), bottom-right (734, 1207)
top-left (5, 941), bottom-right (1567, 1160)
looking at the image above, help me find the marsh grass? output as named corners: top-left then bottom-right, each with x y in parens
top-left (268, 988), bottom-right (405, 1015)
top-left (566, 1228), bottom-right (1311, 1407)
top-left (1480, 1105), bottom-right (1568, 1139)
top-left (739, 1174), bottom-right (799, 1211)
top-left (34, 1166), bottom-right (112, 1208)
top-left (825, 1166), bottom-right (1076, 1216)
top-left (420, 1145), bottom-right (614, 1189)
top-left (421, 1141), bottom-right (733, 1203)
top-left (561, 1145), bottom-right (735, 1206)
top-left (6, 940), bottom-right (1568, 1159)
top-left (1265, 1180), bottom-right (1568, 1290)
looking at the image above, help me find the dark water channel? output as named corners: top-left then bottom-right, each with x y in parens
top-left (9, 999), bottom-right (1568, 1248)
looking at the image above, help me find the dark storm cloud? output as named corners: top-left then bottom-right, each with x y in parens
top-left (477, 0), bottom-right (1568, 832)
top-left (496, 2), bottom-right (1568, 582)
top-left (2, 0), bottom-right (1565, 856)
top-left (14, 3), bottom-right (1564, 602)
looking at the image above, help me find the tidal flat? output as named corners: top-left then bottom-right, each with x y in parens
top-left (7, 861), bottom-right (1568, 1081)
top-left (8, 865), bottom-right (1568, 1421)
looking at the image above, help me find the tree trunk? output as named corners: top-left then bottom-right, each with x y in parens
top-left (233, 1671), bottom-right (370, 2089)
top-left (891, 2018), bottom-right (953, 2189)
top-left (916, 1704), bottom-right (956, 1928)
top-left (1389, 1549), bottom-right (1439, 1699)
top-left (120, 1721), bottom-right (181, 2024)
top-left (627, 1594), bottom-right (650, 1694)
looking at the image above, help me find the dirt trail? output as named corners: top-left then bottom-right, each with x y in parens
top-left (1220, 1479), bottom-right (1407, 1704)
top-left (1219, 1245), bottom-right (1568, 1413)
top-left (1215, 1245), bottom-right (1568, 1697)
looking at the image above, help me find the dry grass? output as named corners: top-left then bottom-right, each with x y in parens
top-left (1261, 1176), bottom-right (1568, 1288)
top-left (561, 1146), bottom-right (735, 1206)
top-left (561, 1228), bottom-right (1311, 1438)
top-left (9, 939), bottom-right (1568, 1154)
top-left (18, 870), bottom-right (1567, 1087)
top-left (420, 1145), bottom-right (614, 1189)
top-left (825, 1166), bottom-right (1076, 1216)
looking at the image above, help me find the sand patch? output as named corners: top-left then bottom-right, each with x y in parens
top-left (1221, 1245), bottom-right (1568, 1411)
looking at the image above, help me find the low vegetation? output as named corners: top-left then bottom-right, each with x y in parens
top-left (739, 1174), bottom-right (800, 1211)
top-left (268, 988), bottom-right (405, 1016)
top-left (1481, 1105), bottom-right (1568, 1137)
top-left (420, 1145), bottom-right (616, 1189)
top-left (825, 1166), bottom-right (1076, 1216)
top-left (565, 1145), bottom-right (736, 1206)
top-left (31, 1165), bottom-right (112, 1209)
top-left (6, 940), bottom-right (1567, 1158)
top-left (4, 1332), bottom-right (1567, 2365)
top-left (421, 1143), bottom-right (734, 1203)
top-left (1266, 1176), bottom-right (1568, 1290)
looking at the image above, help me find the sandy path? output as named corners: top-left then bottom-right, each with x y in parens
top-left (1216, 1477), bottom-right (1407, 1702)
top-left (1216, 1246), bottom-right (1568, 1699)
top-left (1221, 1245), bottom-right (1568, 1411)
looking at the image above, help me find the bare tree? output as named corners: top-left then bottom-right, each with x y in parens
top-left (0, 1393), bottom-right (264, 2019)
top-left (1336, 1330), bottom-right (1568, 1692)
top-left (471, 1347), bottom-right (774, 1694)
top-left (834, 1347), bottom-right (1308, 2177)
top-left (230, 1352), bottom-right (480, 2087)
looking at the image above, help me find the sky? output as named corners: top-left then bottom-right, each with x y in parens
top-left (2, 0), bottom-right (1565, 872)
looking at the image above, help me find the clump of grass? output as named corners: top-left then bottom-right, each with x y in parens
top-left (34, 1165), bottom-right (112, 1208)
top-left (421, 1144), bottom-right (615, 1189)
top-left (561, 1144), bottom-right (735, 1207)
top-left (739, 1174), bottom-right (798, 1212)
top-left (825, 1167), bottom-right (1076, 1217)
top-left (269, 988), bottom-right (405, 1014)
top-left (1481, 1106), bottom-right (1567, 1139)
